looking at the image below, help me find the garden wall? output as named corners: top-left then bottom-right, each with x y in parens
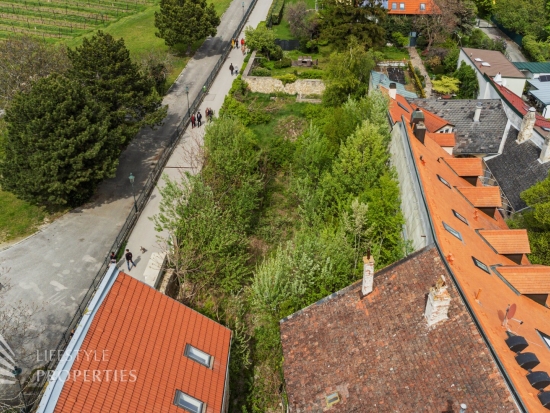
top-left (244, 77), bottom-right (325, 95)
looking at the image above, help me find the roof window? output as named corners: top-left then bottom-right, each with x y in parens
top-left (472, 257), bottom-right (490, 274)
top-left (481, 62), bottom-right (491, 67)
top-left (452, 209), bottom-right (468, 225)
top-left (399, 2), bottom-right (405, 9)
top-left (185, 344), bottom-right (212, 368)
top-left (474, 58), bottom-right (482, 62)
top-left (392, 2), bottom-right (396, 8)
top-left (437, 174), bottom-right (451, 188)
top-left (443, 222), bottom-right (462, 241)
top-left (174, 391), bottom-right (204, 413)
top-left (397, 101), bottom-right (410, 113)
top-left (326, 392), bottom-right (340, 407)
top-left (537, 330), bottom-right (550, 350)
top-left (420, 2), bottom-right (425, 9)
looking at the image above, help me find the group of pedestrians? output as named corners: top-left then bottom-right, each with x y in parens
top-left (190, 111), bottom-right (203, 128)
top-left (231, 37), bottom-right (246, 55)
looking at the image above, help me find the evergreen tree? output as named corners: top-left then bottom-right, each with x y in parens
top-left (1, 75), bottom-right (116, 206)
top-left (68, 31), bottom-right (166, 147)
top-left (154, 0), bottom-right (220, 49)
top-left (454, 61), bottom-right (479, 98)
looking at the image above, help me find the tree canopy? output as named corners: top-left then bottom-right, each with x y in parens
top-left (432, 76), bottom-right (460, 94)
top-left (244, 24), bottom-right (283, 60)
top-left (154, 0), bottom-right (220, 48)
top-left (493, 0), bottom-right (546, 38)
top-left (454, 61), bottom-right (478, 98)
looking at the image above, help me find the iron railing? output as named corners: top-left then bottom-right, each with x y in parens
top-left (24, 0), bottom-right (259, 407)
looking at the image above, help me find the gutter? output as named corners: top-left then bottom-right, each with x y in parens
top-left (399, 114), bottom-right (527, 412)
top-left (220, 331), bottom-right (233, 413)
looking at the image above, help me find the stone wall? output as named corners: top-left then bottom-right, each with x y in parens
top-left (244, 76), bottom-right (325, 95)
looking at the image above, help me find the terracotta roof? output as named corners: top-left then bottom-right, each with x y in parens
top-left (445, 158), bottom-right (484, 177)
top-left (280, 247), bottom-right (516, 412)
top-left (462, 48), bottom-right (526, 78)
top-left (53, 272), bottom-right (231, 413)
top-left (410, 103), bottom-right (451, 131)
top-left (387, 0), bottom-right (441, 14)
top-left (384, 86), bottom-right (414, 124)
top-left (428, 132), bottom-right (455, 147)
top-left (478, 229), bottom-right (531, 254)
top-left (495, 265), bottom-right (550, 294)
top-left (456, 186), bottom-right (502, 207)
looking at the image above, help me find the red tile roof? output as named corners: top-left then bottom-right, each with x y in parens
top-left (53, 272), bottom-right (231, 413)
top-left (428, 132), bottom-right (455, 147)
top-left (456, 186), bottom-right (502, 207)
top-left (387, 0), bottom-right (441, 14)
top-left (445, 158), bottom-right (484, 177)
top-left (410, 103), bottom-right (452, 132)
top-left (496, 265), bottom-right (550, 294)
top-left (384, 86), bottom-right (415, 124)
top-left (479, 229), bottom-right (531, 254)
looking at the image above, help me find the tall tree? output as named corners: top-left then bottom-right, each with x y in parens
top-left (454, 61), bottom-right (478, 98)
top-left (0, 75), bottom-right (116, 206)
top-left (154, 0), bottom-right (220, 49)
top-left (68, 31), bottom-right (166, 147)
top-left (287, 1), bottom-right (320, 42)
top-left (318, 0), bottom-right (386, 50)
top-left (493, 0), bottom-right (547, 38)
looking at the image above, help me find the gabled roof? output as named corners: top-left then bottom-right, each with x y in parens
top-left (409, 99), bottom-right (508, 155)
top-left (513, 62), bottom-right (550, 74)
top-left (386, 88), bottom-right (414, 124)
top-left (48, 271), bottom-right (231, 413)
top-left (387, 0), bottom-right (441, 14)
top-left (428, 132), bottom-right (455, 147)
top-left (410, 103), bottom-right (451, 131)
top-left (478, 229), bottom-right (531, 254)
top-left (371, 71), bottom-right (418, 99)
top-left (462, 48), bottom-right (525, 78)
top-left (445, 158), bottom-right (484, 177)
top-left (527, 78), bottom-right (550, 105)
top-left (456, 186), bottom-right (502, 207)
top-left (495, 265), bottom-right (550, 294)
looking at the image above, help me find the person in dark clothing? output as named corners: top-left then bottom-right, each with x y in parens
top-left (197, 111), bottom-right (203, 127)
top-left (110, 252), bottom-right (116, 264)
top-left (125, 249), bottom-right (136, 271)
top-left (191, 113), bottom-right (196, 128)
top-left (229, 63), bottom-right (234, 75)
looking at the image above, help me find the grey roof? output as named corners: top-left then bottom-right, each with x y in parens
top-left (486, 128), bottom-right (550, 211)
top-left (527, 78), bottom-right (550, 105)
top-left (513, 62), bottom-right (550, 74)
top-left (408, 99), bottom-right (508, 155)
top-left (370, 70), bottom-right (418, 99)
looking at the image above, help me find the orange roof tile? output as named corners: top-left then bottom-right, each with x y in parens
top-left (384, 86), bottom-right (414, 124)
top-left (410, 103), bottom-right (452, 132)
top-left (445, 158), bottom-right (484, 177)
top-left (478, 229), bottom-right (531, 254)
top-left (387, 0), bottom-right (441, 14)
top-left (456, 186), bottom-right (502, 207)
top-left (53, 272), bottom-right (231, 413)
top-left (496, 265), bottom-right (550, 294)
top-left (428, 132), bottom-right (455, 147)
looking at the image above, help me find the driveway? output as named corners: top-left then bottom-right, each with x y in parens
top-left (478, 19), bottom-right (527, 62)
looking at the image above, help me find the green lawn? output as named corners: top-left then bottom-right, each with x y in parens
top-left (271, 0), bottom-right (316, 40)
top-left (379, 46), bottom-right (409, 61)
top-left (0, 190), bottom-right (47, 244)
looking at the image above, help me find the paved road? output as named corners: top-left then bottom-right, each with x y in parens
top-left (478, 19), bottom-right (527, 63)
top-left (0, 0), bottom-right (266, 374)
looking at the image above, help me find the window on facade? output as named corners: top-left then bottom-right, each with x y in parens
top-left (174, 391), bottom-right (204, 413)
top-left (420, 2), bottom-right (426, 9)
top-left (443, 222), bottom-right (462, 241)
top-left (399, 2), bottom-right (405, 9)
top-left (184, 344), bottom-right (212, 368)
top-left (472, 257), bottom-right (490, 274)
top-left (437, 174), bottom-right (451, 188)
top-left (537, 330), bottom-right (550, 349)
top-left (392, 2), bottom-right (397, 8)
top-left (452, 209), bottom-right (468, 225)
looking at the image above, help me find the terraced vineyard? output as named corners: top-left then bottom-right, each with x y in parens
top-left (0, 0), bottom-right (156, 40)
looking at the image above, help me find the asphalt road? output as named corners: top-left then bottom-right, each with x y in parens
top-left (477, 19), bottom-right (527, 63)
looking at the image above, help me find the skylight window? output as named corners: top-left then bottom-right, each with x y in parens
top-left (472, 257), bottom-right (490, 274)
top-left (537, 330), bottom-right (550, 349)
top-left (185, 344), bottom-right (213, 368)
top-left (452, 209), bottom-right (468, 225)
top-left (481, 62), bottom-right (491, 67)
top-left (397, 101), bottom-right (410, 113)
top-left (443, 222), bottom-right (462, 241)
top-left (326, 392), bottom-right (340, 407)
top-left (437, 174), bottom-right (451, 188)
top-left (420, 2), bottom-right (426, 9)
top-left (474, 58), bottom-right (482, 62)
top-left (392, 2), bottom-right (396, 8)
top-left (174, 391), bottom-right (204, 413)
top-left (399, 2), bottom-right (405, 9)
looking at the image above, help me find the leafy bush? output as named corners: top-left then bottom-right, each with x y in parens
top-left (392, 32), bottom-right (409, 47)
top-left (275, 74), bottom-right (298, 85)
top-left (273, 57), bottom-right (292, 69)
top-left (270, 0), bottom-right (285, 25)
top-left (296, 70), bottom-right (324, 79)
top-left (251, 67), bottom-right (272, 76)
top-left (432, 76), bottom-right (460, 95)
top-left (454, 61), bottom-right (478, 99)
top-left (522, 35), bottom-right (550, 62)
top-left (408, 61), bottom-right (426, 97)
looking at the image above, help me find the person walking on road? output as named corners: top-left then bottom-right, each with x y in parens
top-left (231, 38), bottom-right (235, 49)
top-left (235, 38), bottom-right (239, 49)
top-left (241, 44), bottom-right (246, 55)
top-left (241, 38), bottom-right (245, 47)
top-left (191, 113), bottom-right (196, 128)
top-left (197, 111), bottom-right (203, 127)
top-left (125, 249), bottom-right (136, 271)
top-left (109, 252), bottom-right (116, 265)
top-left (229, 63), bottom-right (234, 75)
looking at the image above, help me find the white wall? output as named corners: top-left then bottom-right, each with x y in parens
top-left (504, 78), bottom-right (527, 98)
top-left (459, 49), bottom-right (488, 100)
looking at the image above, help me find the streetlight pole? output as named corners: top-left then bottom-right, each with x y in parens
top-left (185, 85), bottom-right (190, 117)
top-left (242, 1), bottom-right (244, 15)
top-left (12, 367), bottom-right (29, 412)
top-left (129, 173), bottom-right (137, 213)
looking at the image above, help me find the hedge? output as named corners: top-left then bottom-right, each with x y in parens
top-left (408, 60), bottom-right (426, 98)
top-left (267, 0), bottom-right (285, 26)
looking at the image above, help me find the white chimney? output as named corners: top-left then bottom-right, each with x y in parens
top-left (361, 253), bottom-right (375, 297)
top-left (517, 107), bottom-right (536, 143)
top-left (424, 276), bottom-right (451, 327)
top-left (540, 134), bottom-right (550, 163)
top-left (494, 72), bottom-right (502, 85)
top-left (473, 102), bottom-right (482, 122)
top-left (388, 82), bottom-right (397, 100)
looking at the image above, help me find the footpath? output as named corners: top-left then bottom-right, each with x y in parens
top-left (124, 0), bottom-right (271, 285)
top-left (0, 0), bottom-right (269, 364)
top-left (408, 47), bottom-right (432, 98)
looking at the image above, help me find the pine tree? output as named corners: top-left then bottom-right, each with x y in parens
top-left (1, 74), bottom-right (117, 207)
top-left (154, 0), bottom-right (220, 49)
top-left (68, 31), bottom-right (166, 147)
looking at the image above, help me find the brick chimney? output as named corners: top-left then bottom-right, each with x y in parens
top-left (540, 134), bottom-right (550, 163)
top-left (388, 82), bottom-right (397, 100)
top-left (517, 107), bottom-right (536, 143)
top-left (361, 253), bottom-right (375, 297)
top-left (413, 121), bottom-right (427, 144)
top-left (424, 276), bottom-right (451, 327)
top-left (473, 102), bottom-right (482, 122)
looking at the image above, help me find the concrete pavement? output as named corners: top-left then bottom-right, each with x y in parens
top-left (0, 0), bottom-right (269, 375)
top-left (478, 19), bottom-right (527, 63)
top-left (125, 0), bottom-right (272, 286)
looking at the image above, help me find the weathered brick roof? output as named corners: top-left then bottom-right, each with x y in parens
top-left (280, 247), bottom-right (517, 413)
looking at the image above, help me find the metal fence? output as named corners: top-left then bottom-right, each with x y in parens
top-left (25, 0), bottom-right (259, 407)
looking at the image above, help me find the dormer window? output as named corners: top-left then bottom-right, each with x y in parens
top-left (399, 2), bottom-right (405, 9)
top-left (174, 391), bottom-right (205, 413)
top-left (185, 344), bottom-right (213, 368)
top-left (420, 3), bottom-right (425, 10)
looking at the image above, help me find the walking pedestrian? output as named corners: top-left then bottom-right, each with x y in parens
top-left (125, 249), bottom-right (136, 271)
top-left (241, 38), bottom-right (245, 47)
top-left (229, 63), bottom-right (234, 75)
top-left (197, 111), bottom-right (203, 127)
top-left (235, 38), bottom-right (239, 49)
top-left (191, 113), bottom-right (196, 128)
top-left (241, 44), bottom-right (245, 55)
top-left (231, 38), bottom-right (235, 49)
top-left (109, 251), bottom-right (116, 265)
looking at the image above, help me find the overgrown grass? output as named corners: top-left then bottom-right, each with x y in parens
top-left (0, 190), bottom-right (46, 244)
top-left (379, 45), bottom-right (409, 60)
top-left (270, 0), bottom-right (316, 40)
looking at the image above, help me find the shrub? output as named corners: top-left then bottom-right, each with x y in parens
top-left (296, 70), bottom-right (324, 79)
top-left (273, 57), bottom-right (292, 69)
top-left (275, 74), bottom-right (297, 85)
top-left (522, 35), bottom-right (550, 62)
top-left (408, 61), bottom-right (426, 98)
top-left (251, 67), bottom-right (272, 76)
top-left (270, 0), bottom-right (285, 25)
top-left (392, 32), bottom-right (409, 47)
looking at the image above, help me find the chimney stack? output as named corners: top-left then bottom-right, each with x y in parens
top-left (413, 121), bottom-right (427, 144)
top-left (411, 108), bottom-right (425, 126)
top-left (473, 102), bottom-right (482, 122)
top-left (388, 82), bottom-right (397, 100)
top-left (494, 72), bottom-right (502, 85)
top-left (424, 276), bottom-right (451, 327)
top-left (517, 107), bottom-right (536, 143)
top-left (361, 252), bottom-right (375, 297)
top-left (540, 134), bottom-right (550, 163)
